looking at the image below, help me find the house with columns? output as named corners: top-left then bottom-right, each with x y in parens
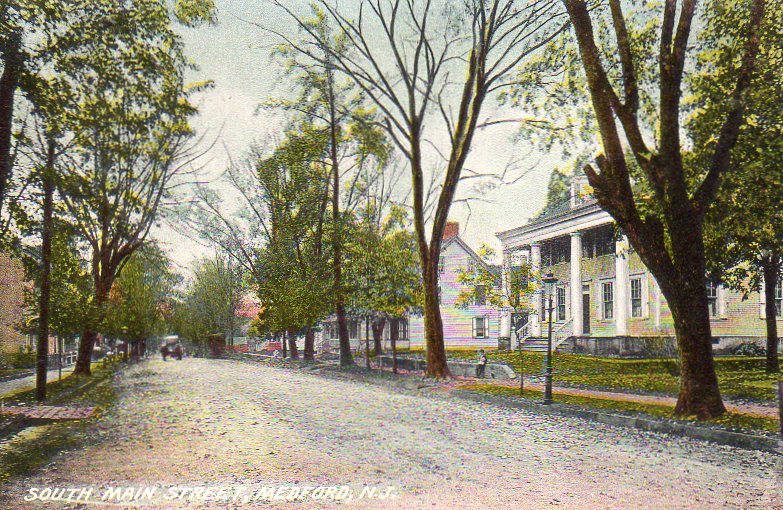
top-left (497, 176), bottom-right (782, 355)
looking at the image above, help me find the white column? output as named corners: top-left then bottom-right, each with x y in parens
top-left (530, 242), bottom-right (542, 336)
top-left (500, 250), bottom-right (511, 338)
top-left (717, 284), bottom-right (727, 318)
top-left (570, 232), bottom-right (583, 336)
top-left (653, 276), bottom-right (662, 330)
top-left (615, 235), bottom-right (629, 336)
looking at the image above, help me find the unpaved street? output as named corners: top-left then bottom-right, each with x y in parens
top-left (1, 358), bottom-right (781, 509)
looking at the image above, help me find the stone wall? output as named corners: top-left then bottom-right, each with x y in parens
top-left (376, 355), bottom-right (516, 380)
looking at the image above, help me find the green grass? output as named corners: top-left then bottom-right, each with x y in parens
top-left (462, 382), bottom-right (779, 434)
top-left (0, 360), bottom-right (120, 483)
top-left (448, 350), bottom-right (782, 402)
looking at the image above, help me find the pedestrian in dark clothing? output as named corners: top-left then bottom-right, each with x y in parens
top-left (476, 349), bottom-right (487, 378)
top-left (160, 345), bottom-right (168, 361)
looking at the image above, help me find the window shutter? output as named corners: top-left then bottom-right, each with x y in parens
top-left (472, 318), bottom-right (477, 337)
top-left (717, 284), bottom-right (727, 318)
top-left (642, 274), bottom-right (650, 318)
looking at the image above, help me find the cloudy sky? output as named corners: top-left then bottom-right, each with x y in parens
top-left (153, 0), bottom-right (563, 271)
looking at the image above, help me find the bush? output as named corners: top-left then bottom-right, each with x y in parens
top-left (0, 351), bottom-right (37, 369)
top-left (730, 342), bottom-right (766, 357)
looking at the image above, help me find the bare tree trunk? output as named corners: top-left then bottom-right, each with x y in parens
top-left (35, 140), bottom-right (56, 401)
top-left (303, 327), bottom-right (315, 360)
top-left (287, 328), bottom-right (299, 359)
top-left (762, 256), bottom-right (780, 373)
top-left (0, 30), bottom-right (22, 218)
top-left (75, 329), bottom-right (99, 376)
top-left (423, 259), bottom-right (449, 378)
top-left (75, 277), bottom-right (111, 375)
top-left (371, 318), bottom-right (385, 356)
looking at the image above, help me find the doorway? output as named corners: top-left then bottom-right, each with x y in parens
top-left (582, 285), bottom-right (591, 335)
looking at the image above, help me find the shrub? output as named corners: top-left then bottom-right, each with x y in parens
top-left (731, 342), bottom-right (766, 357)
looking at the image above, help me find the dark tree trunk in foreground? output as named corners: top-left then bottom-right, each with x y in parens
top-left (371, 318), bottom-right (385, 356)
top-left (423, 258), bottom-right (449, 377)
top-left (762, 255), bottom-right (781, 373)
top-left (563, 0), bottom-right (766, 417)
top-left (303, 327), bottom-right (315, 360)
top-left (75, 277), bottom-right (112, 375)
top-left (75, 329), bottom-right (99, 376)
top-left (287, 328), bottom-right (299, 359)
top-left (0, 30), bottom-right (22, 218)
top-left (35, 140), bottom-right (56, 401)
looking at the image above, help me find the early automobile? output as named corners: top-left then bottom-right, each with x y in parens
top-left (160, 336), bottom-right (183, 361)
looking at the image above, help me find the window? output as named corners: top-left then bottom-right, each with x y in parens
top-left (542, 237), bottom-right (571, 267)
top-left (474, 285), bottom-right (487, 306)
top-left (602, 282), bottom-right (614, 319)
top-left (777, 281), bottom-right (782, 317)
top-left (706, 280), bottom-right (719, 317)
top-left (467, 260), bottom-right (476, 273)
top-left (557, 287), bottom-right (566, 321)
top-left (438, 256), bottom-right (445, 273)
top-left (472, 317), bottom-right (487, 338)
top-left (631, 278), bottom-right (643, 317)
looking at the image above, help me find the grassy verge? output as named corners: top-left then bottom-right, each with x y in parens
top-left (447, 350), bottom-right (782, 402)
top-left (461, 382), bottom-right (779, 434)
top-left (0, 360), bottom-right (120, 483)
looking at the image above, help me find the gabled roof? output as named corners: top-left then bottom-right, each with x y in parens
top-left (441, 235), bottom-right (493, 272)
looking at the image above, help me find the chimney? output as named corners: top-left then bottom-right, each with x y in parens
top-left (443, 221), bottom-right (459, 240)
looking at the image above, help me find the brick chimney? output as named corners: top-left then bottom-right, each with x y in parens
top-left (443, 221), bottom-right (459, 240)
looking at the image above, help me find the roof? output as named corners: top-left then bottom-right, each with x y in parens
top-left (441, 235), bottom-right (493, 272)
top-left (496, 198), bottom-right (604, 242)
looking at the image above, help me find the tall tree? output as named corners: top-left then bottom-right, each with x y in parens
top-left (276, 0), bottom-right (567, 377)
top-left (556, 0), bottom-right (766, 417)
top-left (104, 244), bottom-right (178, 357)
top-left (263, 10), bottom-right (391, 367)
top-left (697, 0), bottom-right (783, 373)
top-left (50, 0), bottom-right (214, 375)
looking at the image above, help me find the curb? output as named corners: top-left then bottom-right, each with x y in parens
top-left (457, 390), bottom-right (782, 454)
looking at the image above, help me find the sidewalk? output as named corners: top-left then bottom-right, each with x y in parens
top-left (466, 377), bottom-right (779, 420)
top-left (0, 366), bottom-right (75, 399)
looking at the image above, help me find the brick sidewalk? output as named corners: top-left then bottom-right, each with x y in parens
top-left (0, 405), bottom-right (95, 420)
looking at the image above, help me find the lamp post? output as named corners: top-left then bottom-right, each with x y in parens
top-left (542, 271), bottom-right (558, 404)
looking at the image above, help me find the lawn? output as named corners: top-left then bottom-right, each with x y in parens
top-left (445, 350), bottom-right (782, 403)
top-left (0, 360), bottom-right (120, 483)
top-left (461, 382), bottom-right (779, 434)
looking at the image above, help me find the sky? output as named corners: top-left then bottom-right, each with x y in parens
top-left (152, 0), bottom-right (563, 271)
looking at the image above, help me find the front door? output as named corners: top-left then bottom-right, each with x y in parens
top-left (582, 290), bottom-right (591, 335)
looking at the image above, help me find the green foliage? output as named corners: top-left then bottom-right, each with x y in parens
top-left (693, 0), bottom-right (783, 290)
top-left (171, 254), bottom-right (245, 350)
top-left (344, 206), bottom-right (422, 320)
top-left (104, 244), bottom-right (178, 343)
top-left (49, 221), bottom-right (96, 340)
top-left (456, 245), bottom-right (536, 319)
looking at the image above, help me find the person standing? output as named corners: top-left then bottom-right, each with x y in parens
top-left (476, 349), bottom-right (487, 378)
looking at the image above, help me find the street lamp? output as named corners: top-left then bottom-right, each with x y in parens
top-left (541, 271), bottom-right (558, 404)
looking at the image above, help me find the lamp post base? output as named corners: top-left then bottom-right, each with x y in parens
top-left (543, 368), bottom-right (553, 404)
